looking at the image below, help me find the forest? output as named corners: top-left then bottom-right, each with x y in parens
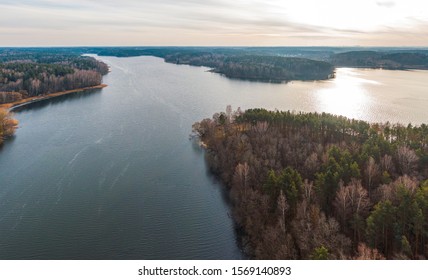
top-left (330, 51), bottom-right (428, 69)
top-left (83, 47), bottom-right (336, 82)
top-left (0, 49), bottom-right (109, 104)
top-left (90, 47), bottom-right (428, 80)
top-left (165, 53), bottom-right (334, 82)
top-left (3, 47), bottom-right (426, 89)
top-left (193, 107), bottom-right (428, 259)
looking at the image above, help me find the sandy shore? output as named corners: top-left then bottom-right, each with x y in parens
top-left (0, 84), bottom-right (108, 111)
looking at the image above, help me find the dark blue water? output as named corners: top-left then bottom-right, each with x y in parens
top-left (0, 56), bottom-right (243, 259)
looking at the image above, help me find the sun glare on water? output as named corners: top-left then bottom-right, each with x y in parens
top-left (315, 68), bottom-right (378, 119)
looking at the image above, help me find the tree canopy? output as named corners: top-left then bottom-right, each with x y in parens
top-left (194, 107), bottom-right (428, 259)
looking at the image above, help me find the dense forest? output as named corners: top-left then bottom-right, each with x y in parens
top-left (0, 109), bottom-right (17, 145)
top-left (165, 53), bottom-right (334, 82)
top-left (0, 49), bottom-right (109, 104)
top-left (330, 51), bottom-right (428, 69)
top-left (193, 107), bottom-right (428, 259)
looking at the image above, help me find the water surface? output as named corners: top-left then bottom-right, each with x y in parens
top-left (1, 56), bottom-right (427, 259)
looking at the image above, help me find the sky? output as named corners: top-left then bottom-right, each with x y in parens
top-left (0, 0), bottom-right (427, 46)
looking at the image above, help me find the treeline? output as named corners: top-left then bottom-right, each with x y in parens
top-left (87, 46), bottom-right (428, 75)
top-left (330, 51), bottom-right (428, 69)
top-left (193, 107), bottom-right (428, 259)
top-left (215, 56), bottom-right (334, 82)
top-left (0, 50), bottom-right (108, 104)
top-left (80, 47), bottom-right (336, 82)
top-left (165, 52), bottom-right (334, 82)
top-left (0, 109), bottom-right (18, 145)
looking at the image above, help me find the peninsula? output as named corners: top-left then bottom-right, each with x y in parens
top-left (0, 49), bottom-right (109, 106)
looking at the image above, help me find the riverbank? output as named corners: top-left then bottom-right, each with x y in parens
top-left (0, 84), bottom-right (108, 111)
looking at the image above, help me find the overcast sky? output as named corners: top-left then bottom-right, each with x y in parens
top-left (1, 0), bottom-right (427, 46)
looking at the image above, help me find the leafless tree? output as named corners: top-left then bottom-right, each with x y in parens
top-left (354, 243), bottom-right (385, 260)
top-left (380, 154), bottom-right (394, 173)
top-left (366, 157), bottom-right (379, 197)
top-left (334, 179), bottom-right (371, 241)
top-left (233, 162), bottom-right (250, 196)
top-left (397, 146), bottom-right (418, 175)
top-left (277, 190), bottom-right (289, 232)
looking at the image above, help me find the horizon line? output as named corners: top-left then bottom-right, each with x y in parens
top-left (1, 45), bottom-right (428, 49)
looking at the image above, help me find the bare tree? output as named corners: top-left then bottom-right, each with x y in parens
top-left (252, 121), bottom-right (269, 134)
top-left (277, 190), bottom-right (289, 232)
top-left (380, 154), bottom-right (393, 173)
top-left (377, 175), bottom-right (418, 205)
top-left (233, 162), bottom-right (250, 196)
top-left (302, 179), bottom-right (315, 203)
top-left (354, 243), bottom-right (385, 260)
top-left (366, 157), bottom-right (379, 197)
top-left (225, 105), bottom-right (232, 123)
top-left (334, 179), bottom-right (371, 241)
top-left (397, 146), bottom-right (418, 175)
top-left (304, 153), bottom-right (319, 177)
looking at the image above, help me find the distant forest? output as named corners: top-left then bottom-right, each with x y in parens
top-left (94, 47), bottom-right (335, 82)
top-left (91, 47), bottom-right (428, 80)
top-left (331, 51), bottom-right (428, 69)
top-left (1, 47), bottom-right (428, 94)
top-left (193, 108), bottom-right (428, 259)
top-left (0, 49), bottom-right (108, 104)
top-left (165, 53), bottom-right (334, 82)
top-left (89, 46), bottom-right (428, 72)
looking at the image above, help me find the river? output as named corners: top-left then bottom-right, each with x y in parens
top-left (0, 55), bottom-right (427, 259)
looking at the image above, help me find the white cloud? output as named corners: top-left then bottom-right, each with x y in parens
top-left (0, 0), bottom-right (427, 46)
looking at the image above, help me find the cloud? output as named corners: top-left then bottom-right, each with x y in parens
top-left (376, 1), bottom-right (396, 8)
top-left (0, 0), bottom-right (427, 46)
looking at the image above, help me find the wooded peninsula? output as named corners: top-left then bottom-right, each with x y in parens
top-left (0, 49), bottom-right (108, 105)
top-left (193, 108), bottom-right (428, 259)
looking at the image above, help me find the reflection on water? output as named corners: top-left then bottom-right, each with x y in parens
top-left (316, 68), bottom-right (373, 119)
top-left (315, 68), bottom-right (428, 124)
top-left (224, 66), bottom-right (428, 125)
top-left (11, 89), bottom-right (103, 113)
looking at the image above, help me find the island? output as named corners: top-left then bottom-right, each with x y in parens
top-left (193, 107), bottom-right (428, 259)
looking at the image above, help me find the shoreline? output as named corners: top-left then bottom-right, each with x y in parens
top-left (0, 84), bottom-right (108, 111)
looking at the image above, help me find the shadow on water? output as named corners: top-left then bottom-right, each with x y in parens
top-left (0, 135), bottom-right (16, 152)
top-left (205, 168), bottom-right (250, 259)
top-left (10, 89), bottom-right (102, 113)
top-left (192, 139), bottom-right (249, 258)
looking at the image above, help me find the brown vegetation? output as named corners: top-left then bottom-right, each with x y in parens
top-left (0, 50), bottom-right (108, 105)
top-left (193, 107), bottom-right (428, 259)
top-left (0, 108), bottom-right (18, 145)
